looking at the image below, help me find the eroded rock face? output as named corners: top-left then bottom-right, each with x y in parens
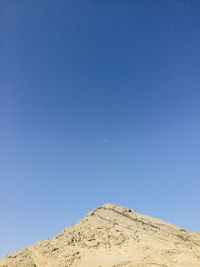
top-left (1, 203), bottom-right (200, 267)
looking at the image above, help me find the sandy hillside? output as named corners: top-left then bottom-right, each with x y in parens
top-left (1, 203), bottom-right (200, 267)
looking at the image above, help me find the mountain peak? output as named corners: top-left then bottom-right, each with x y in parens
top-left (1, 203), bottom-right (200, 267)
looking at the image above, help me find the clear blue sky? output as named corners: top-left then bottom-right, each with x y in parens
top-left (1, 0), bottom-right (200, 258)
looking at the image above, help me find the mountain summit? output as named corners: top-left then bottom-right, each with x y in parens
top-left (1, 203), bottom-right (200, 266)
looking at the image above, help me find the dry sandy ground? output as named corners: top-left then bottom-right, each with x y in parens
top-left (1, 203), bottom-right (200, 266)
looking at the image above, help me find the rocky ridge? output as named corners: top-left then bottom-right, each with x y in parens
top-left (1, 203), bottom-right (200, 266)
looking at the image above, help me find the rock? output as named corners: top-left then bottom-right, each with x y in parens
top-left (0, 203), bottom-right (200, 266)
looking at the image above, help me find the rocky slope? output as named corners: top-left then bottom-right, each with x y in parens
top-left (1, 203), bottom-right (200, 267)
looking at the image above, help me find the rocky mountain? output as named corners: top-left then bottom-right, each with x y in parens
top-left (1, 203), bottom-right (200, 266)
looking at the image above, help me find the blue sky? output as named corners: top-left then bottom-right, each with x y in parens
top-left (1, 0), bottom-right (200, 258)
